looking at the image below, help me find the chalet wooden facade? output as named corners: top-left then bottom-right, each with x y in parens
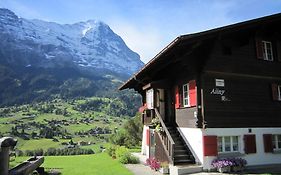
top-left (120, 13), bottom-right (281, 172)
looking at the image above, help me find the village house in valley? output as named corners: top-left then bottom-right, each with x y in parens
top-left (120, 13), bottom-right (281, 173)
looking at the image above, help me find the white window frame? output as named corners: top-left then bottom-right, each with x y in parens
top-left (278, 85), bottom-right (281, 101)
top-left (218, 136), bottom-right (239, 153)
top-left (262, 41), bottom-right (274, 61)
top-left (273, 134), bottom-right (281, 151)
top-left (146, 89), bottom-right (154, 109)
top-left (182, 83), bottom-right (189, 107)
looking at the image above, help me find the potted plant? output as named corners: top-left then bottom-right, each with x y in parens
top-left (211, 158), bottom-right (233, 173)
top-left (231, 158), bottom-right (247, 172)
top-left (146, 157), bottom-right (160, 171)
top-left (211, 157), bottom-right (247, 173)
top-left (150, 118), bottom-right (160, 129)
top-left (159, 161), bottom-right (169, 174)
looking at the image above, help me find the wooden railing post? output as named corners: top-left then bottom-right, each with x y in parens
top-left (154, 108), bottom-right (175, 165)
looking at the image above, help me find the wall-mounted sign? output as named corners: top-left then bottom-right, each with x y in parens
top-left (210, 88), bottom-right (225, 96)
top-left (215, 79), bottom-right (225, 87)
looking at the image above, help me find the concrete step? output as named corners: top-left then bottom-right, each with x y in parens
top-left (169, 164), bottom-right (203, 175)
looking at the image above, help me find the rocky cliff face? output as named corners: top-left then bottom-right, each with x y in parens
top-left (0, 8), bottom-right (143, 106)
top-left (0, 8), bottom-right (143, 75)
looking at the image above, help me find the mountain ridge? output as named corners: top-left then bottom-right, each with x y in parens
top-left (0, 8), bottom-right (144, 75)
top-left (0, 8), bottom-right (142, 107)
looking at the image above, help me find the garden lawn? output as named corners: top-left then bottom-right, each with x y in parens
top-left (13, 153), bottom-right (133, 175)
top-left (18, 139), bottom-right (64, 151)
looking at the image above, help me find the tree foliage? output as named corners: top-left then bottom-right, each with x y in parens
top-left (110, 113), bottom-right (142, 147)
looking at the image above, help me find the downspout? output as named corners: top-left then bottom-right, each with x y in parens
top-left (196, 75), bottom-right (203, 128)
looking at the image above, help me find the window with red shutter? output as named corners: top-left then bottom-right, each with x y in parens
top-left (256, 38), bottom-right (264, 59)
top-left (272, 84), bottom-right (281, 101)
top-left (244, 134), bottom-right (257, 154)
top-left (189, 80), bottom-right (197, 107)
top-left (263, 134), bottom-right (273, 153)
top-left (175, 86), bottom-right (180, 108)
top-left (203, 136), bottom-right (218, 156)
top-left (255, 38), bottom-right (274, 61)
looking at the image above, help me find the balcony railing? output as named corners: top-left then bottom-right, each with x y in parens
top-left (154, 108), bottom-right (175, 164)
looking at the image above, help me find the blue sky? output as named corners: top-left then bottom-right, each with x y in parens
top-left (0, 0), bottom-right (281, 63)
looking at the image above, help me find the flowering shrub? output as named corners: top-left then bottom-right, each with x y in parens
top-left (146, 157), bottom-right (160, 170)
top-left (211, 158), bottom-right (234, 168)
top-left (232, 157), bottom-right (247, 167)
top-left (211, 157), bottom-right (247, 169)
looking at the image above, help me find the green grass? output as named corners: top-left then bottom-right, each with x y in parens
top-left (12, 153), bottom-right (133, 175)
top-left (0, 97), bottom-right (129, 152)
top-left (18, 139), bottom-right (64, 151)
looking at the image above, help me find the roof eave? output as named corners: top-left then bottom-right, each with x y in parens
top-left (119, 37), bottom-right (182, 90)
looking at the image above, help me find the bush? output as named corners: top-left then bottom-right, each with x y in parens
top-left (106, 145), bottom-right (117, 158)
top-left (115, 146), bottom-right (139, 164)
top-left (109, 113), bottom-right (142, 148)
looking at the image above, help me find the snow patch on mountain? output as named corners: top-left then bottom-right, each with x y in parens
top-left (0, 8), bottom-right (144, 75)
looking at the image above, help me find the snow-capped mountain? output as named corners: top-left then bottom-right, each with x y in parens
top-left (0, 8), bottom-right (143, 75)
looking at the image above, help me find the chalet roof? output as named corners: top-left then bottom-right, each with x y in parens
top-left (119, 12), bottom-right (281, 91)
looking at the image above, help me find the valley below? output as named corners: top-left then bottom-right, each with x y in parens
top-left (0, 96), bottom-right (138, 155)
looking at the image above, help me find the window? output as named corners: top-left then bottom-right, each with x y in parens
top-left (262, 41), bottom-right (274, 61)
top-left (272, 134), bottom-right (281, 150)
top-left (146, 89), bottom-right (154, 109)
top-left (272, 84), bottom-right (281, 101)
top-left (218, 136), bottom-right (239, 153)
top-left (182, 83), bottom-right (189, 107)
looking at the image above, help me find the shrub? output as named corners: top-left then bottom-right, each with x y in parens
top-left (106, 145), bottom-right (118, 158)
top-left (115, 146), bottom-right (139, 164)
top-left (115, 146), bottom-right (128, 159)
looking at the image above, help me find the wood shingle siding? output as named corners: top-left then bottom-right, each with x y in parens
top-left (175, 107), bottom-right (197, 128)
top-left (202, 72), bottom-right (281, 128)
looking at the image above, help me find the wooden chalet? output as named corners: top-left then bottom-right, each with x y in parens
top-left (120, 13), bottom-right (281, 173)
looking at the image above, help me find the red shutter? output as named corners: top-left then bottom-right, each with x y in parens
top-left (244, 134), bottom-right (256, 154)
top-left (146, 129), bottom-right (150, 146)
top-left (189, 80), bottom-right (197, 107)
top-left (263, 134), bottom-right (273, 153)
top-left (256, 38), bottom-right (264, 59)
top-left (175, 86), bottom-right (180, 109)
top-left (272, 83), bottom-right (279, 101)
top-left (203, 136), bottom-right (218, 156)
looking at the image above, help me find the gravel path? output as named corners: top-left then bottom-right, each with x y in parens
top-left (125, 164), bottom-right (162, 175)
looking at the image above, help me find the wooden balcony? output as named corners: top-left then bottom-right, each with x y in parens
top-left (141, 109), bottom-right (154, 125)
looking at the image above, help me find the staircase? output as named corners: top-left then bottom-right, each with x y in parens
top-left (167, 126), bottom-right (195, 165)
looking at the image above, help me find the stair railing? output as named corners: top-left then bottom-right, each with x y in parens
top-left (154, 108), bottom-right (175, 164)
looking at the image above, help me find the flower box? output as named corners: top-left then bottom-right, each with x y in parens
top-left (218, 166), bottom-right (231, 173)
top-left (231, 165), bottom-right (244, 172)
top-left (211, 157), bottom-right (247, 173)
top-left (159, 167), bottom-right (169, 174)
